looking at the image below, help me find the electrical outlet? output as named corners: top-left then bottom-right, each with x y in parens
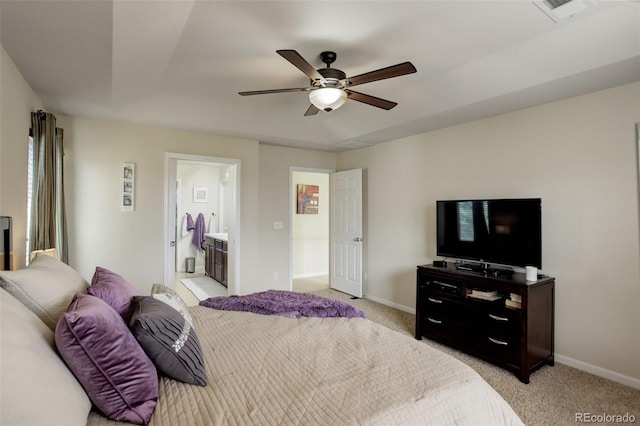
top-left (273, 272), bottom-right (279, 280)
top-left (273, 221), bottom-right (284, 230)
top-left (364, 272), bottom-right (368, 281)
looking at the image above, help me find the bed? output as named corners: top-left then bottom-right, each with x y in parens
top-left (0, 254), bottom-right (523, 425)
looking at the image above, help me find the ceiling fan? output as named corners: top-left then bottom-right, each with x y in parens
top-left (238, 50), bottom-right (417, 116)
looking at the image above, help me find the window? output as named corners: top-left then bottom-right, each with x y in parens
top-left (457, 201), bottom-right (489, 242)
top-left (457, 201), bottom-right (474, 242)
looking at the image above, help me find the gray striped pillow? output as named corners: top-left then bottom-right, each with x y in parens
top-left (129, 296), bottom-right (206, 386)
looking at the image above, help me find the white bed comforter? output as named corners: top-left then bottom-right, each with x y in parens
top-left (87, 306), bottom-right (523, 425)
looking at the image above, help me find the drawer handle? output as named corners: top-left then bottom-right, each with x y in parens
top-left (427, 297), bottom-right (443, 304)
top-left (488, 337), bottom-right (509, 346)
top-left (489, 314), bottom-right (509, 322)
top-left (427, 317), bottom-right (442, 324)
top-left (431, 280), bottom-right (457, 290)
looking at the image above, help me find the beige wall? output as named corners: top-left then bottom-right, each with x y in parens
top-left (258, 144), bottom-right (337, 290)
top-left (338, 82), bottom-right (640, 386)
top-left (55, 115), bottom-right (261, 295)
top-left (0, 47), bottom-right (44, 269)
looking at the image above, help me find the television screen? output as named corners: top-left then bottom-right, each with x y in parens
top-left (436, 198), bottom-right (541, 268)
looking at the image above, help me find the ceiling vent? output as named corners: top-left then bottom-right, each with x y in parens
top-left (534, 0), bottom-right (593, 22)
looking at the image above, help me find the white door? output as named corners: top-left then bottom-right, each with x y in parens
top-left (330, 169), bottom-right (363, 298)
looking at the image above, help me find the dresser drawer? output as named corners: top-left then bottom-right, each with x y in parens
top-left (420, 293), bottom-right (468, 323)
top-left (476, 333), bottom-right (520, 366)
top-left (421, 316), bottom-right (467, 347)
top-left (482, 309), bottom-right (521, 338)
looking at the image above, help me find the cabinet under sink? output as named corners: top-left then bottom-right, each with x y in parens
top-left (205, 236), bottom-right (227, 287)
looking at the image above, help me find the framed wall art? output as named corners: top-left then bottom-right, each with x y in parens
top-left (193, 187), bottom-right (208, 203)
top-left (122, 163), bottom-right (135, 211)
top-left (296, 184), bottom-right (319, 214)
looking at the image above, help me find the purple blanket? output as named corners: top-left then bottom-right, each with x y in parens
top-left (199, 290), bottom-right (365, 319)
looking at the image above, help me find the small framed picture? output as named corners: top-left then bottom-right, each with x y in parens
top-left (296, 184), bottom-right (319, 214)
top-left (122, 163), bottom-right (135, 211)
top-left (193, 187), bottom-right (208, 203)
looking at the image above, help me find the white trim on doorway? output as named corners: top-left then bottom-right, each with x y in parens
top-left (164, 152), bottom-right (242, 295)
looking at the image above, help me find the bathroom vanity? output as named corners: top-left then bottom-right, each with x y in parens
top-left (205, 233), bottom-right (227, 287)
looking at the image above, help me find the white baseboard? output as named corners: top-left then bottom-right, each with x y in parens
top-left (292, 272), bottom-right (328, 279)
top-left (363, 294), bottom-right (416, 315)
top-left (555, 354), bottom-right (640, 390)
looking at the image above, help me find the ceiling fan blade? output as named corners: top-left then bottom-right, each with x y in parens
top-left (304, 104), bottom-right (320, 116)
top-left (346, 62), bottom-right (416, 87)
top-left (277, 49), bottom-right (324, 82)
top-left (238, 87), bottom-right (310, 96)
top-left (345, 90), bottom-right (398, 110)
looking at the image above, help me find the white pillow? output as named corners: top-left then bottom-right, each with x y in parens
top-left (0, 287), bottom-right (91, 425)
top-left (0, 254), bottom-right (89, 330)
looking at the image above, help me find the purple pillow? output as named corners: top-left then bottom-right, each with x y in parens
top-left (55, 294), bottom-right (158, 425)
top-left (88, 266), bottom-right (141, 320)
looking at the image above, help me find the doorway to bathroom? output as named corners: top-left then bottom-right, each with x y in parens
top-left (164, 153), bottom-right (240, 295)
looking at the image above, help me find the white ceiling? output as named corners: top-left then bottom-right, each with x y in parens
top-left (1, 1), bottom-right (639, 152)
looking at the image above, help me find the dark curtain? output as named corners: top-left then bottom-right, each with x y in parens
top-left (29, 111), bottom-right (68, 263)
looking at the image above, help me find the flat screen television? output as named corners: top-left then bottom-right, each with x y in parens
top-left (436, 198), bottom-right (541, 269)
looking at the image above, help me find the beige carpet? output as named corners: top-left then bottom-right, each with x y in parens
top-left (292, 275), bottom-right (329, 293)
top-left (311, 287), bottom-right (640, 426)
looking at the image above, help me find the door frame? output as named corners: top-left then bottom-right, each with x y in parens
top-left (164, 152), bottom-right (241, 294)
top-left (288, 167), bottom-right (335, 290)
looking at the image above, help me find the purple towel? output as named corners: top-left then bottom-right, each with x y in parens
top-left (192, 213), bottom-right (206, 251)
top-left (186, 213), bottom-right (194, 230)
top-left (200, 290), bottom-right (365, 319)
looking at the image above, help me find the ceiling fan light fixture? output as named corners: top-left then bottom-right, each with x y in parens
top-left (309, 87), bottom-right (347, 112)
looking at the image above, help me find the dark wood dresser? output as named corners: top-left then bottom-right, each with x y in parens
top-left (416, 264), bottom-right (554, 383)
